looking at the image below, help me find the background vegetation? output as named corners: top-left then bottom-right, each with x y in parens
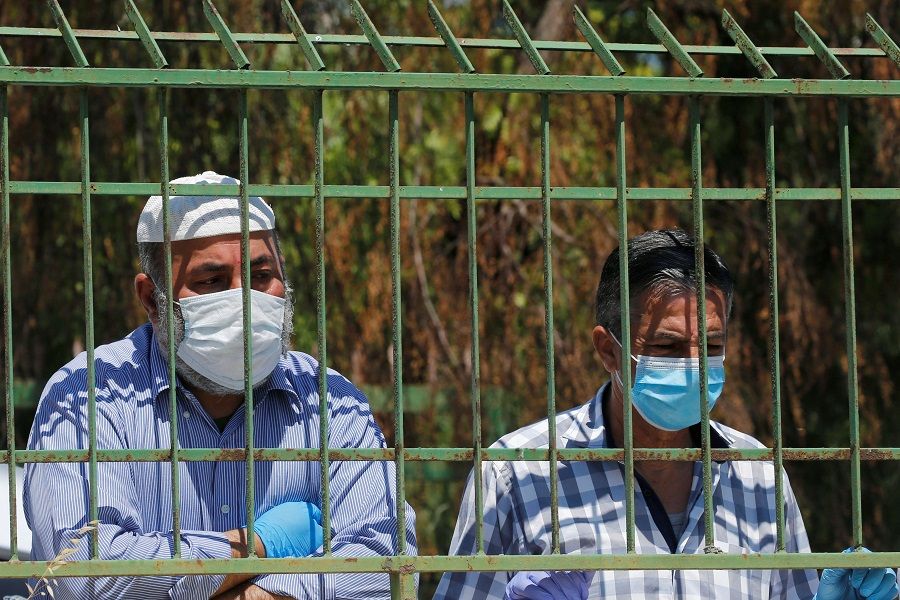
top-left (1, 0), bottom-right (899, 596)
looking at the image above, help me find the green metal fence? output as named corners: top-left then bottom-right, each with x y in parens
top-left (1, 1), bottom-right (899, 598)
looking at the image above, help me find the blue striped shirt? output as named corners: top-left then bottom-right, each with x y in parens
top-left (24, 323), bottom-right (417, 599)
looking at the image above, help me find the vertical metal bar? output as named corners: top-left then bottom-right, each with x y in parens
top-left (689, 96), bottom-right (715, 550)
top-left (387, 89), bottom-right (413, 599)
top-left (764, 97), bottom-right (786, 552)
top-left (1, 82), bottom-right (16, 562)
top-left (465, 92), bottom-right (484, 553)
top-left (615, 94), bottom-right (635, 553)
top-left (158, 86), bottom-right (180, 558)
top-left (540, 93), bottom-right (559, 553)
top-left (838, 99), bottom-right (863, 548)
top-left (313, 89), bottom-right (331, 554)
top-left (239, 89), bottom-right (256, 556)
top-left (80, 88), bottom-right (98, 559)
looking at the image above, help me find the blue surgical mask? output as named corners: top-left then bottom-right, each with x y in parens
top-left (610, 335), bottom-right (725, 431)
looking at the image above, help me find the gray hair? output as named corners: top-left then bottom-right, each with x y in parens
top-left (595, 229), bottom-right (734, 340)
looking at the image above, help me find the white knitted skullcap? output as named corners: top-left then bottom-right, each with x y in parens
top-left (136, 171), bottom-right (275, 243)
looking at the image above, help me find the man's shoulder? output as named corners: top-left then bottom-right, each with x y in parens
top-left (712, 421), bottom-right (789, 487)
top-left (490, 402), bottom-right (589, 450)
top-left (280, 351), bottom-right (368, 404)
top-left (712, 421), bottom-right (768, 450)
top-left (41, 324), bottom-right (155, 395)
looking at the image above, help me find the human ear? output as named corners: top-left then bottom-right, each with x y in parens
top-left (134, 273), bottom-right (159, 325)
top-left (592, 326), bottom-right (620, 376)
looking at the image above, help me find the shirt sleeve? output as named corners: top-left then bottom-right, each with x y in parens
top-left (432, 459), bottom-right (520, 600)
top-left (769, 470), bottom-right (819, 600)
top-left (251, 380), bottom-right (417, 600)
top-left (24, 364), bottom-right (232, 600)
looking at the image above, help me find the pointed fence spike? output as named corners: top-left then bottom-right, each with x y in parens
top-left (865, 13), bottom-right (900, 70)
top-left (123, 0), bottom-right (168, 69)
top-left (202, 0), bottom-right (251, 69)
top-left (721, 8), bottom-right (776, 79)
top-left (349, 0), bottom-right (401, 72)
top-left (47, 0), bottom-right (89, 67)
top-left (281, 0), bottom-right (326, 71)
top-left (646, 7), bottom-right (702, 77)
top-left (573, 5), bottom-right (625, 76)
top-left (794, 11), bottom-right (849, 79)
top-left (427, 0), bottom-right (475, 74)
top-left (502, 0), bottom-right (550, 75)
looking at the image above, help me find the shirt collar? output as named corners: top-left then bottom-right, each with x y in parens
top-left (147, 326), bottom-right (172, 399)
top-left (146, 324), bottom-right (298, 403)
top-left (561, 381), bottom-right (735, 455)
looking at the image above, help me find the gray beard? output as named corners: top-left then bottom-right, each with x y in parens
top-left (154, 282), bottom-right (295, 398)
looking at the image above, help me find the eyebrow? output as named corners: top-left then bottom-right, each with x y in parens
top-left (249, 255), bottom-right (277, 269)
top-left (648, 330), bottom-right (726, 341)
top-left (189, 261), bottom-right (228, 275)
top-left (189, 255), bottom-right (276, 275)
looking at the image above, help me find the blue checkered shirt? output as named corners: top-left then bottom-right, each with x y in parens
top-left (434, 383), bottom-right (818, 599)
top-left (25, 323), bottom-right (417, 599)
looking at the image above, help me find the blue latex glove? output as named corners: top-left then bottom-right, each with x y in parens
top-left (253, 501), bottom-right (324, 559)
top-left (504, 570), bottom-right (592, 600)
top-left (815, 547), bottom-right (898, 600)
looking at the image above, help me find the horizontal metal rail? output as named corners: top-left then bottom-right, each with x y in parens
top-left (4, 182), bottom-right (900, 201)
top-left (0, 552), bottom-right (899, 579)
top-left (0, 69), bottom-right (897, 95)
top-left (3, 447), bottom-right (900, 463)
top-left (0, 26), bottom-right (892, 58)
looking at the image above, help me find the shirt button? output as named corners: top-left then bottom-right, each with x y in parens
top-left (221, 504), bottom-right (230, 514)
top-left (182, 411), bottom-right (191, 419)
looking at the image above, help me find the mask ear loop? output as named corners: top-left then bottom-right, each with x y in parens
top-left (605, 329), bottom-right (638, 392)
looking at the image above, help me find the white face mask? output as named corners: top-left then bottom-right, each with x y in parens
top-left (175, 288), bottom-right (286, 392)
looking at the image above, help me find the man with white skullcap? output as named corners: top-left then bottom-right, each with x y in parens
top-left (24, 172), bottom-right (417, 600)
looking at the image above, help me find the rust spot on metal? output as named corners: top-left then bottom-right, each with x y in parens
top-left (792, 78), bottom-right (815, 95)
top-left (21, 66), bottom-right (52, 74)
top-left (860, 448), bottom-right (897, 460)
top-left (216, 449), bottom-right (245, 460)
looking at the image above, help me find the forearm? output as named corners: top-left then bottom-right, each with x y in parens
top-left (252, 531), bottom-right (417, 600)
top-left (214, 528), bottom-right (268, 596)
top-left (214, 582), bottom-right (292, 600)
top-left (30, 523), bottom-right (234, 600)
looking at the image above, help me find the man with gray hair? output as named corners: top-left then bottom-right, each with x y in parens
top-left (436, 229), bottom-right (896, 600)
top-left (25, 171), bottom-right (416, 599)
